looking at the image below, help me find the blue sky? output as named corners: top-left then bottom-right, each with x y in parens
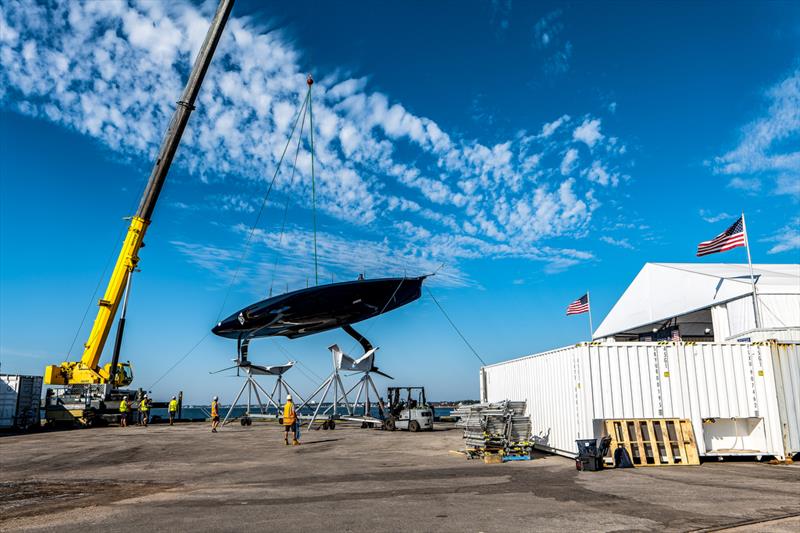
top-left (1, 1), bottom-right (799, 402)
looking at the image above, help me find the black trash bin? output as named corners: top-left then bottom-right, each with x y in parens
top-left (575, 436), bottom-right (612, 471)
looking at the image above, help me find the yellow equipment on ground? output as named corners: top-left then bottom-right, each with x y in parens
top-left (42, 0), bottom-right (234, 426)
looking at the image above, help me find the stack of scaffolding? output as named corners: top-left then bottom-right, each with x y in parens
top-left (452, 400), bottom-right (531, 459)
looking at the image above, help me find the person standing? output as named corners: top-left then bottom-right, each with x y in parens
top-left (211, 396), bottom-right (220, 433)
top-left (168, 396), bottom-right (178, 426)
top-left (119, 396), bottom-right (129, 428)
top-left (283, 394), bottom-right (299, 446)
top-left (140, 395), bottom-right (149, 427)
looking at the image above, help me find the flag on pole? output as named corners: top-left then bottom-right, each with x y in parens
top-left (696, 216), bottom-right (746, 256)
top-left (566, 293), bottom-right (590, 315)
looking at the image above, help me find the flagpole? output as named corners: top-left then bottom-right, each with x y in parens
top-left (741, 212), bottom-right (762, 329)
top-left (587, 290), bottom-right (594, 341)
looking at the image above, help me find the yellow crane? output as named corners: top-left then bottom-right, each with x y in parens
top-left (43, 0), bottom-right (235, 422)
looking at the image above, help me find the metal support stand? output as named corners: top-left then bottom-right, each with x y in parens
top-left (296, 362), bottom-right (353, 430)
top-left (333, 369), bottom-right (386, 423)
top-left (220, 368), bottom-right (306, 427)
top-left (296, 331), bottom-right (392, 429)
top-left (221, 367), bottom-right (272, 426)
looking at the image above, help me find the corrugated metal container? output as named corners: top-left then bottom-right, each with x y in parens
top-left (770, 343), bottom-right (800, 456)
top-left (0, 374), bottom-right (43, 429)
top-left (481, 342), bottom-right (799, 459)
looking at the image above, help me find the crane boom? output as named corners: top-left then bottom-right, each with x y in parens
top-left (44, 0), bottom-right (235, 386)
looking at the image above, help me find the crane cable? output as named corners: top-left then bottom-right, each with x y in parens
top-left (147, 82), bottom-right (312, 390)
top-left (268, 89), bottom-right (311, 297)
top-left (214, 81), bottom-right (312, 322)
top-left (307, 75), bottom-right (319, 285)
top-left (426, 286), bottom-right (486, 366)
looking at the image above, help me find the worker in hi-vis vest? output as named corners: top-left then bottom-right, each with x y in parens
top-left (283, 394), bottom-right (300, 446)
top-left (139, 395), bottom-right (149, 427)
top-left (119, 396), bottom-right (129, 428)
top-left (168, 396), bottom-right (178, 426)
top-left (211, 396), bottom-right (220, 433)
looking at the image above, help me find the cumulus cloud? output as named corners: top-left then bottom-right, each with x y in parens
top-left (699, 209), bottom-right (734, 224)
top-left (560, 148), bottom-right (578, 175)
top-left (713, 69), bottom-right (800, 198)
top-left (0, 0), bottom-right (632, 284)
top-left (600, 235), bottom-right (634, 249)
top-left (761, 217), bottom-right (800, 255)
top-left (541, 114), bottom-right (569, 137)
top-left (727, 177), bottom-right (762, 193)
top-left (573, 118), bottom-right (603, 148)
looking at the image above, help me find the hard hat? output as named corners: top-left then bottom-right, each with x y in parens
top-left (213, 396), bottom-right (218, 401)
top-left (172, 396), bottom-right (176, 399)
top-left (286, 394), bottom-right (292, 400)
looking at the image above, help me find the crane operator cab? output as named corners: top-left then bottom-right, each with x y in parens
top-left (383, 386), bottom-right (433, 432)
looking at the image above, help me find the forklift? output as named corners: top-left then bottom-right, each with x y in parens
top-left (383, 386), bottom-right (434, 432)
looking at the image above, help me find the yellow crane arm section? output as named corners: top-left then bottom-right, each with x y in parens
top-left (42, 0), bottom-right (234, 388)
top-left (44, 217), bottom-right (148, 385)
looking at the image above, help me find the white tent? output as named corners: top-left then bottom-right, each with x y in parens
top-left (593, 263), bottom-right (800, 342)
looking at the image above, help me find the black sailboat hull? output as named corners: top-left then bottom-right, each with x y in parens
top-left (211, 276), bottom-right (426, 340)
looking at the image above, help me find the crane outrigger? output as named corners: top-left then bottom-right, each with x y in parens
top-left (43, 0), bottom-right (235, 425)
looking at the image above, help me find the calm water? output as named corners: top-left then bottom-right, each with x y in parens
top-left (147, 404), bottom-right (453, 420)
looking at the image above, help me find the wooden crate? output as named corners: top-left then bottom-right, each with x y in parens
top-left (602, 418), bottom-right (699, 467)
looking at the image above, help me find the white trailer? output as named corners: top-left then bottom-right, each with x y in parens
top-left (1, 374), bottom-right (43, 429)
top-left (481, 341), bottom-right (799, 460)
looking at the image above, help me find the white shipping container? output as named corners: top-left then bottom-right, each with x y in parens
top-left (0, 374), bottom-right (43, 429)
top-left (481, 342), bottom-right (799, 460)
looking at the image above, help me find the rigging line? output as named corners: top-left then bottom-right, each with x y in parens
top-left (147, 331), bottom-right (211, 390)
top-left (425, 286), bottom-right (486, 366)
top-left (215, 87), bottom-right (311, 322)
top-left (66, 222), bottom-right (129, 361)
top-left (268, 92), bottom-right (311, 297)
top-left (152, 92), bottom-right (309, 390)
top-left (269, 338), bottom-right (323, 382)
top-left (67, 168), bottom-right (150, 363)
top-left (308, 76), bottom-right (319, 286)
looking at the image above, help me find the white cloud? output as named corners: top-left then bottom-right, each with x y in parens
top-left (560, 148), bottom-right (578, 176)
top-left (727, 177), bottom-right (762, 193)
top-left (573, 118), bottom-right (603, 148)
top-left (600, 235), bottom-right (634, 249)
top-left (775, 175), bottom-right (800, 197)
top-left (541, 114), bottom-right (569, 137)
top-left (0, 0), bottom-right (632, 280)
top-left (713, 69), bottom-right (800, 198)
top-left (762, 217), bottom-right (800, 255)
top-left (699, 209), bottom-right (733, 224)
top-left (585, 161), bottom-right (618, 187)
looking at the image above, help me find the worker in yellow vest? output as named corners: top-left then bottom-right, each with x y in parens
top-left (168, 396), bottom-right (178, 426)
top-left (283, 394), bottom-right (299, 446)
top-left (140, 395), bottom-right (149, 427)
top-left (119, 396), bottom-right (129, 428)
top-left (211, 396), bottom-right (220, 433)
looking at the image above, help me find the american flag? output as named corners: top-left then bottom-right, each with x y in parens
top-left (566, 293), bottom-right (590, 315)
top-left (696, 216), bottom-right (746, 257)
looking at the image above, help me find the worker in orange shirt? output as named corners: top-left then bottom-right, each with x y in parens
top-left (283, 394), bottom-right (300, 446)
top-left (211, 396), bottom-right (220, 433)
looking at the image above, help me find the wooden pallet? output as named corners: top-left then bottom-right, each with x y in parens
top-left (602, 418), bottom-right (699, 467)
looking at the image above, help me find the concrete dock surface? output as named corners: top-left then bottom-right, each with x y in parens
top-left (1, 422), bottom-right (798, 532)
